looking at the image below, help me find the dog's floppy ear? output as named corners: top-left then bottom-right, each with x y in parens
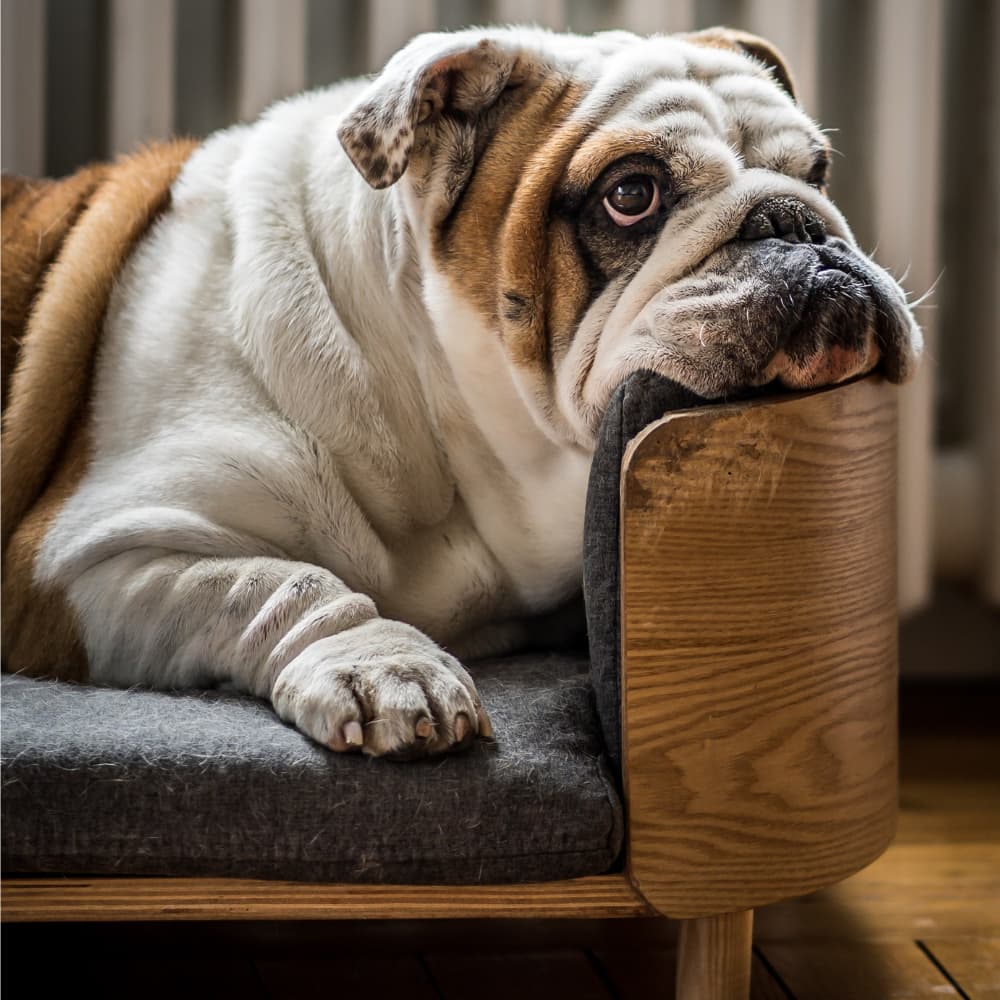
top-left (338, 33), bottom-right (521, 189)
top-left (684, 27), bottom-right (797, 100)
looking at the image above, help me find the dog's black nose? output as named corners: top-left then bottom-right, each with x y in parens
top-left (740, 197), bottom-right (827, 245)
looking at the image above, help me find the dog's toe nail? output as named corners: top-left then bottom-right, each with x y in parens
top-left (343, 720), bottom-right (364, 748)
top-left (476, 705), bottom-right (494, 740)
top-left (415, 716), bottom-right (434, 739)
top-left (454, 713), bottom-right (471, 744)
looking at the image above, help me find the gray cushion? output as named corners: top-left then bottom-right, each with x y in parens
top-left (1, 654), bottom-right (622, 883)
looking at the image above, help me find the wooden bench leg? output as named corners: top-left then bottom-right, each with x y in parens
top-left (676, 909), bottom-right (753, 1000)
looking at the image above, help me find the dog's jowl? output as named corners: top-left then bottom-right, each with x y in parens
top-left (1, 26), bottom-right (921, 758)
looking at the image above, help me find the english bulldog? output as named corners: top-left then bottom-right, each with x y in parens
top-left (1, 26), bottom-right (921, 759)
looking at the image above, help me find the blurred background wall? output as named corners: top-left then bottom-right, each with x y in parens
top-left (2, 0), bottom-right (997, 675)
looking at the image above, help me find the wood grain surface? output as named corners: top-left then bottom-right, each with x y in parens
top-left (0, 873), bottom-right (652, 923)
top-left (920, 938), bottom-right (1000, 998)
top-left (760, 940), bottom-right (961, 999)
top-left (620, 376), bottom-right (899, 919)
top-left (676, 910), bottom-right (754, 1000)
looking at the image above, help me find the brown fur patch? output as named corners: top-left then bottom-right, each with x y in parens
top-left (1, 140), bottom-right (198, 679)
top-left (2, 169), bottom-right (109, 410)
top-left (2, 419), bottom-right (92, 680)
top-left (543, 218), bottom-right (592, 362)
top-left (433, 78), bottom-right (592, 370)
top-left (563, 131), bottom-right (672, 195)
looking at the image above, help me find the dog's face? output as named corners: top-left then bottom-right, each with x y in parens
top-left (339, 27), bottom-right (921, 446)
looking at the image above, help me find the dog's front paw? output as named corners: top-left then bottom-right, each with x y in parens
top-left (271, 619), bottom-right (492, 759)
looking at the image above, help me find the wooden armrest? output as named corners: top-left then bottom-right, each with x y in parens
top-left (620, 375), bottom-right (898, 920)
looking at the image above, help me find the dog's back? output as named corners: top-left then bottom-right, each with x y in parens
top-left (1, 142), bottom-right (196, 678)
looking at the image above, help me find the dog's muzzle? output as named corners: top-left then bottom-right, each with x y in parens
top-left (578, 185), bottom-right (920, 425)
top-left (726, 194), bottom-right (916, 382)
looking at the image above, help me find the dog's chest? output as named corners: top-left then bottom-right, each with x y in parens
top-left (419, 282), bottom-right (594, 611)
top-left (459, 441), bottom-right (591, 610)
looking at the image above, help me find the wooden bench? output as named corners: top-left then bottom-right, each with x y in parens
top-left (2, 375), bottom-right (898, 1000)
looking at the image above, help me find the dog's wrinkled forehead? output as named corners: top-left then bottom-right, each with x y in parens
top-left (337, 26), bottom-right (827, 194)
top-left (565, 33), bottom-right (828, 188)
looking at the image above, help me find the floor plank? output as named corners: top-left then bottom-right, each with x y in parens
top-left (897, 735), bottom-right (1000, 847)
top-left (256, 957), bottom-right (439, 999)
top-left (749, 953), bottom-right (796, 1000)
top-left (589, 946), bottom-right (677, 998)
top-left (590, 946), bottom-right (791, 999)
top-left (755, 842), bottom-right (1000, 942)
top-left (102, 959), bottom-right (267, 1000)
top-left (424, 950), bottom-right (613, 1000)
top-left (760, 940), bottom-right (962, 999)
top-left (2, 954), bottom-right (267, 999)
top-left (922, 938), bottom-right (1000, 999)
top-left (121, 955), bottom-right (267, 1000)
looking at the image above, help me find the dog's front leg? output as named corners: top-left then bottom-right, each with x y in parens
top-left (70, 552), bottom-right (490, 758)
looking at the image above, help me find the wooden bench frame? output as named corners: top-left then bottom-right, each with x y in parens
top-left (2, 376), bottom-right (899, 1000)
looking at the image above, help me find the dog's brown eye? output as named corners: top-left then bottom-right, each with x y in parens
top-left (806, 152), bottom-right (830, 188)
top-left (604, 175), bottom-right (660, 226)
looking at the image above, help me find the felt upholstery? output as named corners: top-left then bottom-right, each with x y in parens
top-left (1, 655), bottom-right (622, 883)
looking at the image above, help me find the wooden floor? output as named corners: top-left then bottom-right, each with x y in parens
top-left (3, 682), bottom-right (998, 999)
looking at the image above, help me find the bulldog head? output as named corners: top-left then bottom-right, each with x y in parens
top-left (338, 26), bottom-right (922, 446)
